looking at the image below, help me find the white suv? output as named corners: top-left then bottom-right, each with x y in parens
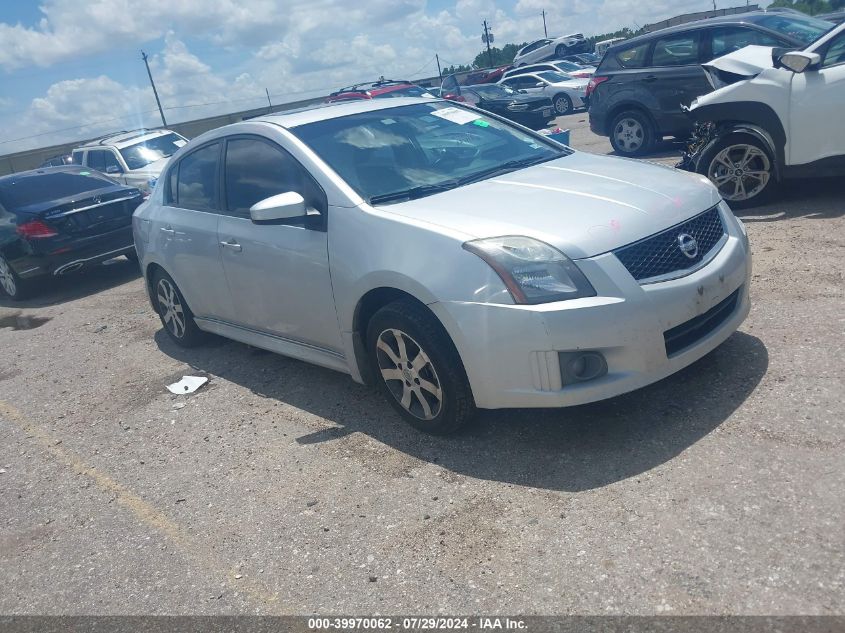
top-left (72, 129), bottom-right (188, 195)
top-left (680, 22), bottom-right (845, 207)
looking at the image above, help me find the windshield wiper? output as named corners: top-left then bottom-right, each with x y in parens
top-left (369, 180), bottom-right (460, 205)
top-left (455, 155), bottom-right (558, 187)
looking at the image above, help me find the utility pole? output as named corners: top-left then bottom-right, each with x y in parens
top-left (542, 10), bottom-right (548, 37)
top-left (482, 20), bottom-right (494, 68)
top-left (436, 54), bottom-right (442, 80)
top-left (265, 88), bottom-right (273, 113)
top-left (141, 51), bottom-right (167, 127)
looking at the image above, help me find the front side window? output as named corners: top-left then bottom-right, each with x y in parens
top-left (616, 42), bottom-right (650, 68)
top-left (291, 102), bottom-right (567, 205)
top-left (652, 33), bottom-right (700, 66)
top-left (537, 71), bottom-right (570, 83)
top-left (224, 137), bottom-right (325, 216)
top-left (822, 32), bottom-right (845, 67)
top-left (119, 132), bottom-right (188, 170)
top-left (86, 150), bottom-right (107, 173)
top-left (103, 151), bottom-right (123, 173)
top-left (710, 27), bottom-right (782, 57)
top-left (176, 143), bottom-right (220, 211)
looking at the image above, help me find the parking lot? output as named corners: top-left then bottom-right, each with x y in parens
top-left (1, 112), bottom-right (843, 615)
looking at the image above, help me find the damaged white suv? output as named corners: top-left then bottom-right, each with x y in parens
top-left (679, 22), bottom-right (845, 208)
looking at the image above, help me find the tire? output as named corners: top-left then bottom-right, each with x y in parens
top-left (553, 93), bottom-right (573, 115)
top-left (366, 299), bottom-right (476, 435)
top-left (697, 132), bottom-right (777, 209)
top-left (609, 109), bottom-right (655, 156)
top-left (0, 254), bottom-right (29, 301)
top-left (125, 250), bottom-right (139, 264)
top-left (151, 269), bottom-right (207, 347)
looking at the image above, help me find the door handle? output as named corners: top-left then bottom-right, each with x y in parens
top-left (643, 75), bottom-right (659, 82)
top-left (160, 226), bottom-right (175, 235)
top-left (220, 239), bottom-right (242, 252)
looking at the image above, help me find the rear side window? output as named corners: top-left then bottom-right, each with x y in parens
top-left (71, 151), bottom-right (83, 165)
top-left (224, 137), bottom-right (326, 217)
top-left (652, 33), bottom-right (700, 66)
top-left (86, 150), bottom-right (108, 172)
top-left (616, 42), bottom-right (650, 68)
top-left (176, 143), bottom-right (220, 211)
top-left (710, 27), bottom-right (782, 57)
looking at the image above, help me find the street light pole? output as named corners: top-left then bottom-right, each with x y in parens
top-left (483, 20), bottom-right (494, 68)
top-left (141, 51), bottom-right (167, 128)
top-left (542, 10), bottom-right (548, 37)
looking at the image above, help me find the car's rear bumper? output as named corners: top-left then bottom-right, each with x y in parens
top-left (13, 226), bottom-right (135, 279)
top-left (431, 205), bottom-right (751, 409)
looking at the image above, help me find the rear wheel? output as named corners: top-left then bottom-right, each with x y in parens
top-left (698, 133), bottom-right (776, 209)
top-left (553, 93), bottom-right (573, 115)
top-left (609, 109), bottom-right (655, 156)
top-left (0, 255), bottom-right (28, 301)
top-left (152, 269), bottom-right (207, 347)
top-left (367, 300), bottom-right (475, 435)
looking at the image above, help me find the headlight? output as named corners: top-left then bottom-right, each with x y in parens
top-left (507, 103), bottom-right (529, 111)
top-left (463, 236), bottom-right (596, 304)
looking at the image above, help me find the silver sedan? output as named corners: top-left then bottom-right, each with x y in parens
top-left (133, 97), bottom-right (751, 434)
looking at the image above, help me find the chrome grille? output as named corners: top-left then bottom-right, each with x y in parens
top-left (613, 206), bottom-right (726, 283)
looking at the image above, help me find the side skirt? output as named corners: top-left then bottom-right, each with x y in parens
top-left (194, 317), bottom-right (350, 375)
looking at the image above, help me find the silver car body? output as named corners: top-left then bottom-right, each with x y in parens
top-left (134, 97), bottom-right (751, 410)
top-left (499, 72), bottom-right (588, 109)
top-left (513, 35), bottom-right (586, 66)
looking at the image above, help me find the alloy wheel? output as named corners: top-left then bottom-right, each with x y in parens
top-left (156, 278), bottom-right (186, 339)
top-left (554, 96), bottom-right (571, 115)
top-left (708, 144), bottom-right (771, 202)
top-left (0, 257), bottom-right (17, 297)
top-left (613, 117), bottom-right (644, 153)
top-left (375, 328), bottom-right (443, 421)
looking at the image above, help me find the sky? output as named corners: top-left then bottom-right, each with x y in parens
top-left (0, 0), bottom-right (751, 155)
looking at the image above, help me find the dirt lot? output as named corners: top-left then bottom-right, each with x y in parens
top-left (1, 113), bottom-right (843, 615)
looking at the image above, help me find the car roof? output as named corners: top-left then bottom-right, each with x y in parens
top-left (250, 97), bottom-right (444, 128)
top-left (75, 128), bottom-right (174, 150)
top-left (0, 165), bottom-right (112, 185)
top-left (610, 10), bottom-right (812, 50)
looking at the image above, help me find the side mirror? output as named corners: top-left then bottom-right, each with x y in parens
top-left (777, 51), bottom-right (821, 73)
top-left (534, 82), bottom-right (545, 88)
top-left (250, 191), bottom-right (306, 223)
top-left (105, 165), bottom-right (122, 174)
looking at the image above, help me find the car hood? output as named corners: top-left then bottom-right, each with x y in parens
top-left (127, 157), bottom-right (171, 178)
top-left (702, 45), bottom-right (776, 86)
top-left (381, 153), bottom-right (721, 259)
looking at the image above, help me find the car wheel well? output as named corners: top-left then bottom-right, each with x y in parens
top-left (145, 263), bottom-right (165, 306)
top-left (352, 288), bottom-right (445, 385)
top-left (607, 103), bottom-right (656, 130)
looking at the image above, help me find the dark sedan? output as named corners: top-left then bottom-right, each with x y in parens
top-left (0, 166), bottom-right (143, 299)
top-left (443, 83), bottom-right (554, 129)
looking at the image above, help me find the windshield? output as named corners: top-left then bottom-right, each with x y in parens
top-left (538, 71), bottom-right (571, 82)
top-left (552, 60), bottom-right (581, 71)
top-left (0, 171), bottom-right (113, 210)
top-left (292, 102), bottom-right (567, 204)
top-left (756, 14), bottom-right (833, 46)
top-left (119, 132), bottom-right (188, 170)
top-left (469, 84), bottom-right (519, 98)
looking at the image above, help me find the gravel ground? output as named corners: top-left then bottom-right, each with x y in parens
top-left (1, 113), bottom-right (843, 615)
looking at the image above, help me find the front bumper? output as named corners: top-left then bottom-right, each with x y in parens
top-left (431, 206), bottom-right (751, 409)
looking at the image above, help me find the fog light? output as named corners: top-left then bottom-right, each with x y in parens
top-left (558, 351), bottom-right (608, 385)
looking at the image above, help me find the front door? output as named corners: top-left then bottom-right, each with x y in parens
top-left (216, 136), bottom-right (343, 353)
top-left (788, 30), bottom-right (845, 166)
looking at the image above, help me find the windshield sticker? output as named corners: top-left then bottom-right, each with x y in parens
top-left (472, 119), bottom-right (490, 128)
top-left (79, 171), bottom-right (91, 175)
top-left (380, 118), bottom-right (397, 125)
top-left (431, 107), bottom-right (481, 125)
top-left (173, 139), bottom-right (188, 147)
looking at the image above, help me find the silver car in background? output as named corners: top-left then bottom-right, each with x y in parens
top-left (499, 71), bottom-right (589, 115)
top-left (133, 98), bottom-right (751, 434)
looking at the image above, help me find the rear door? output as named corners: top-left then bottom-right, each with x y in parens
top-left (788, 30), bottom-right (845, 165)
top-left (647, 30), bottom-right (711, 135)
top-left (153, 141), bottom-right (232, 320)
top-left (216, 135), bottom-right (342, 352)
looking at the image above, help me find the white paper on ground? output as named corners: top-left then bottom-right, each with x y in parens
top-left (167, 376), bottom-right (208, 394)
top-left (430, 107), bottom-right (481, 125)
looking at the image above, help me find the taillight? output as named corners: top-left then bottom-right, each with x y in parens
top-left (444, 93), bottom-right (465, 102)
top-left (585, 76), bottom-right (609, 98)
top-left (16, 219), bottom-right (58, 239)
top-left (573, 72), bottom-right (591, 78)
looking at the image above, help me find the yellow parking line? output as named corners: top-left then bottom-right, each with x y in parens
top-left (0, 399), bottom-right (284, 611)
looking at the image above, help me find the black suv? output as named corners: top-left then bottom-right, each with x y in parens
top-left (587, 11), bottom-right (833, 156)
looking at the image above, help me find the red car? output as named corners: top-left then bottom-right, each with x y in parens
top-left (463, 65), bottom-right (512, 85)
top-left (325, 80), bottom-right (435, 103)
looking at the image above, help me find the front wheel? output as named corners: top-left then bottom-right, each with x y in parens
top-left (698, 133), bottom-right (776, 209)
top-left (367, 300), bottom-right (476, 434)
top-left (609, 110), bottom-right (655, 156)
top-left (553, 93), bottom-right (573, 115)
